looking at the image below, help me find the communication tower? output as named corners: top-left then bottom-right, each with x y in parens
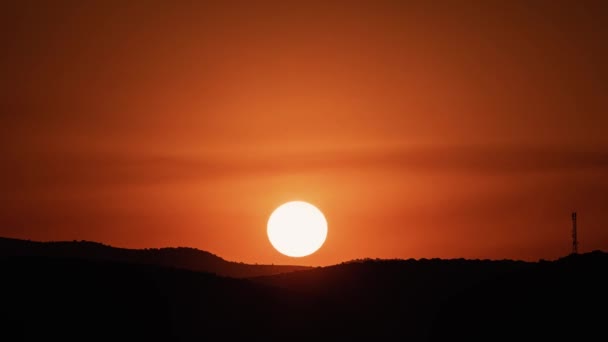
top-left (571, 212), bottom-right (578, 254)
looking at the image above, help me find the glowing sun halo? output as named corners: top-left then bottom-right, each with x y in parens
top-left (267, 201), bottom-right (328, 257)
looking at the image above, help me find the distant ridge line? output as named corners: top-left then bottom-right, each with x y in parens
top-left (1, 236), bottom-right (604, 273)
top-left (0, 236), bottom-right (312, 278)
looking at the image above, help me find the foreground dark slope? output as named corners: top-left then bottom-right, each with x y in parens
top-left (1, 249), bottom-right (606, 341)
top-left (0, 237), bottom-right (310, 278)
top-left (251, 252), bottom-right (608, 340)
top-left (0, 256), bottom-right (320, 341)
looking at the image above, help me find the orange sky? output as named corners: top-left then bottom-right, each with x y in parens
top-left (1, 0), bottom-right (607, 265)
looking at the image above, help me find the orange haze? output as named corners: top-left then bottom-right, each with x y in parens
top-left (1, 1), bottom-right (607, 265)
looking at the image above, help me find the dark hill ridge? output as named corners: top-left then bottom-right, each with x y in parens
top-left (0, 236), bottom-right (311, 278)
top-left (0, 255), bottom-right (319, 341)
top-left (0, 236), bottom-right (606, 340)
top-left (249, 252), bottom-right (608, 339)
top-left (252, 252), bottom-right (607, 295)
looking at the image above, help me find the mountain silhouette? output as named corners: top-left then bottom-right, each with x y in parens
top-left (250, 253), bottom-right (608, 339)
top-left (0, 237), bottom-right (311, 278)
top-left (0, 255), bottom-right (307, 341)
top-left (0, 236), bottom-right (606, 341)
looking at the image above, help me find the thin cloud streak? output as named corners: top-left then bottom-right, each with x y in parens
top-left (2, 144), bottom-right (607, 190)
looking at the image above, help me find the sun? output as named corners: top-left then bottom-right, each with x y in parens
top-left (267, 201), bottom-right (328, 257)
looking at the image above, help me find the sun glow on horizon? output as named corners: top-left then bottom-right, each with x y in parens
top-left (267, 201), bottom-right (328, 257)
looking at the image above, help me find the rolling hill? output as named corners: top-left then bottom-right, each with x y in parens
top-left (0, 237), bottom-right (311, 278)
top-left (0, 236), bottom-right (606, 341)
top-left (250, 252), bottom-right (608, 339)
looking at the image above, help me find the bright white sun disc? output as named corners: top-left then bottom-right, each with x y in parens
top-left (267, 201), bottom-right (328, 257)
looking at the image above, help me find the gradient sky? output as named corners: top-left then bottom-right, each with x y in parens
top-left (1, 0), bottom-right (607, 265)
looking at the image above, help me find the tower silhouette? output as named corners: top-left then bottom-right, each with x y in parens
top-left (571, 212), bottom-right (578, 254)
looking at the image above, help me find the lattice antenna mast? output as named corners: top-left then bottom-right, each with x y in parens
top-left (572, 212), bottom-right (578, 254)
